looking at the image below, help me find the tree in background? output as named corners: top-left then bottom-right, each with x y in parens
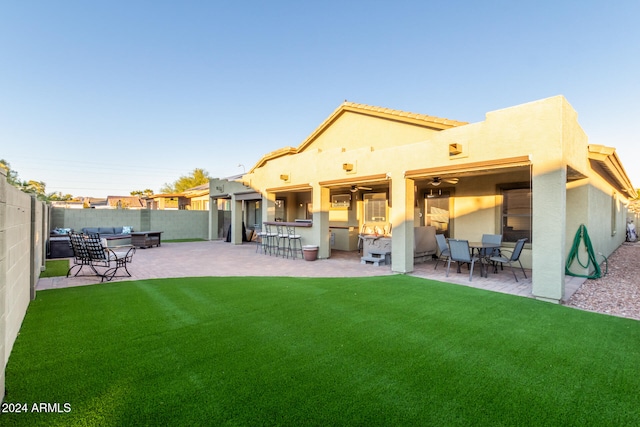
top-left (0, 159), bottom-right (20, 186)
top-left (48, 192), bottom-right (76, 201)
top-left (0, 158), bottom-right (73, 201)
top-left (131, 189), bottom-right (155, 197)
top-left (160, 168), bottom-right (210, 193)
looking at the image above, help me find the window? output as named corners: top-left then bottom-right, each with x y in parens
top-left (275, 199), bottom-right (285, 222)
top-left (425, 191), bottom-right (451, 238)
top-left (364, 193), bottom-right (387, 223)
top-left (217, 199), bottom-right (231, 211)
top-left (501, 187), bottom-right (532, 243)
top-left (247, 200), bottom-right (262, 227)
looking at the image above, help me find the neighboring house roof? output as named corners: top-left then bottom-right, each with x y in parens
top-left (145, 183), bottom-right (211, 201)
top-left (183, 182), bottom-right (210, 198)
top-left (147, 193), bottom-right (185, 199)
top-left (50, 199), bottom-right (85, 208)
top-left (250, 101), bottom-right (468, 172)
top-left (85, 197), bottom-right (108, 207)
top-left (106, 196), bottom-right (144, 208)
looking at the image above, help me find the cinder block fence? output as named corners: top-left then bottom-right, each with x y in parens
top-left (1, 169), bottom-right (48, 402)
top-left (1, 168), bottom-right (212, 402)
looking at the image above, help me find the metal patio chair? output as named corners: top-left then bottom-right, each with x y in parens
top-left (67, 232), bottom-right (135, 282)
top-left (489, 238), bottom-right (528, 282)
top-left (434, 233), bottom-right (450, 270)
top-left (446, 239), bottom-right (481, 282)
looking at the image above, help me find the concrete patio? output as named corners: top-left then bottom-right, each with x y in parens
top-left (37, 240), bottom-right (585, 302)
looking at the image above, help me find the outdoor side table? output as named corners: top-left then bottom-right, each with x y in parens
top-left (131, 231), bottom-right (163, 248)
top-left (49, 235), bottom-right (73, 258)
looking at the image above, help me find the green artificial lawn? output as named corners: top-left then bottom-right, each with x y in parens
top-left (39, 260), bottom-right (70, 278)
top-left (4, 276), bottom-right (640, 426)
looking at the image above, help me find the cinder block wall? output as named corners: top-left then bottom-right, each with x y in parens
top-left (52, 209), bottom-right (143, 232)
top-left (51, 208), bottom-right (209, 240)
top-left (149, 210), bottom-right (209, 240)
top-left (0, 169), bottom-right (47, 403)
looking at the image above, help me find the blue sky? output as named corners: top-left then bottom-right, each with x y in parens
top-left (1, 1), bottom-right (639, 197)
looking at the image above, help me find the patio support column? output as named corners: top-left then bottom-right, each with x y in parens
top-left (230, 195), bottom-right (243, 245)
top-left (532, 165), bottom-right (566, 302)
top-left (391, 177), bottom-right (415, 273)
top-left (264, 192), bottom-right (275, 223)
top-left (209, 196), bottom-right (218, 240)
top-left (312, 184), bottom-right (331, 259)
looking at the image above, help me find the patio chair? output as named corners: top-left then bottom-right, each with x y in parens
top-left (489, 238), bottom-right (528, 282)
top-left (67, 232), bottom-right (135, 282)
top-left (481, 233), bottom-right (503, 270)
top-left (433, 233), bottom-right (450, 270)
top-left (481, 234), bottom-right (502, 256)
top-left (67, 232), bottom-right (95, 278)
top-left (446, 239), bottom-right (480, 282)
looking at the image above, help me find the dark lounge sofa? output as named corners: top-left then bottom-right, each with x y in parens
top-left (81, 226), bottom-right (133, 247)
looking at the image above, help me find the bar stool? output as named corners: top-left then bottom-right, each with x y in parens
top-left (286, 225), bottom-right (303, 259)
top-left (263, 224), bottom-right (278, 255)
top-left (276, 224), bottom-right (289, 257)
top-left (254, 224), bottom-right (266, 254)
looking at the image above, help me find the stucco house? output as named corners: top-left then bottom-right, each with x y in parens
top-left (209, 95), bottom-right (635, 303)
top-left (144, 183), bottom-right (210, 211)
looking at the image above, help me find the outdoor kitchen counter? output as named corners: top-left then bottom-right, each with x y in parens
top-left (263, 221), bottom-right (313, 227)
top-left (263, 221), bottom-right (314, 250)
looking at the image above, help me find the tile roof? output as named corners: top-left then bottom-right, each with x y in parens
top-left (106, 196), bottom-right (144, 208)
top-left (250, 101), bottom-right (468, 172)
top-left (340, 101), bottom-right (468, 128)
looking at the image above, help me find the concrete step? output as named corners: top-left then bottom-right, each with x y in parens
top-left (361, 256), bottom-right (385, 266)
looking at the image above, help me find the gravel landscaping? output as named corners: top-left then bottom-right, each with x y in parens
top-left (566, 242), bottom-right (640, 321)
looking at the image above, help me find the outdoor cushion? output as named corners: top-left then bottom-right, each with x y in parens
top-left (52, 227), bottom-right (72, 235)
top-left (82, 226), bottom-right (134, 237)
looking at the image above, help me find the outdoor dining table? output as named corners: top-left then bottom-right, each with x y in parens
top-left (468, 242), bottom-right (501, 278)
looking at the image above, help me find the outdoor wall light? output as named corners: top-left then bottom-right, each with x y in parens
top-left (449, 143), bottom-right (462, 156)
top-left (343, 163), bottom-right (354, 171)
top-left (280, 174), bottom-right (289, 181)
top-left (215, 185), bottom-right (224, 192)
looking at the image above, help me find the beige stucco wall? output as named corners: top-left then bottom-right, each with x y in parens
top-left (247, 97), bottom-right (593, 195)
top-left (237, 95), bottom-right (632, 302)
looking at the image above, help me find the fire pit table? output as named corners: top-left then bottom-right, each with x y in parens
top-left (131, 231), bottom-right (163, 248)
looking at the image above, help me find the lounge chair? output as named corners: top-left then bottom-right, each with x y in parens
top-left (67, 232), bottom-right (135, 282)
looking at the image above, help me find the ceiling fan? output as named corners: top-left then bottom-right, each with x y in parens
top-left (350, 185), bottom-right (372, 193)
top-left (428, 177), bottom-right (459, 186)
